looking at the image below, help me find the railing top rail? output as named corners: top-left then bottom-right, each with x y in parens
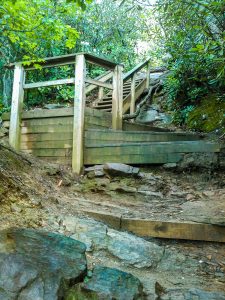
top-left (7, 52), bottom-right (123, 70)
top-left (123, 58), bottom-right (150, 82)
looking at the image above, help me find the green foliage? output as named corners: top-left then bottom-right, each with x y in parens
top-left (187, 94), bottom-right (225, 133)
top-left (154, 0), bottom-right (225, 128)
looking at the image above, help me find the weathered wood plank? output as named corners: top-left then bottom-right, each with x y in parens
top-left (130, 73), bottom-right (136, 115)
top-left (21, 124), bottom-right (73, 134)
top-left (85, 141), bottom-right (220, 154)
top-left (121, 218), bottom-right (225, 243)
top-left (20, 140), bottom-right (72, 150)
top-left (24, 78), bottom-right (74, 89)
top-left (112, 65), bottom-right (123, 130)
top-left (21, 132), bottom-right (73, 142)
top-left (82, 211), bottom-right (225, 243)
top-left (2, 106), bottom-right (111, 121)
top-left (7, 52), bottom-right (120, 70)
top-left (84, 153), bottom-right (183, 165)
top-left (85, 78), bottom-right (113, 90)
top-left (9, 64), bottom-right (25, 150)
top-left (23, 148), bottom-right (72, 157)
top-left (72, 54), bottom-right (86, 174)
top-left (85, 71), bottom-right (113, 94)
top-left (84, 129), bottom-right (201, 144)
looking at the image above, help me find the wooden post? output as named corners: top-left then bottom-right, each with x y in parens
top-left (72, 54), bottom-right (86, 174)
top-left (112, 65), bottom-right (123, 130)
top-left (98, 86), bottom-right (104, 102)
top-left (9, 64), bottom-right (25, 150)
top-left (146, 61), bottom-right (151, 89)
top-left (130, 73), bottom-right (136, 115)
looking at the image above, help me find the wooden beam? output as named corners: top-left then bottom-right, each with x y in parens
top-left (24, 78), bottom-right (74, 89)
top-left (9, 64), bottom-right (25, 150)
top-left (121, 218), bottom-right (225, 243)
top-left (82, 211), bottom-right (225, 243)
top-left (112, 65), bottom-right (123, 130)
top-left (72, 54), bottom-right (86, 174)
top-left (85, 78), bottom-right (113, 90)
top-left (123, 59), bottom-right (150, 82)
top-left (85, 71), bottom-right (113, 94)
top-left (130, 73), bottom-right (136, 115)
top-left (98, 87), bottom-right (104, 102)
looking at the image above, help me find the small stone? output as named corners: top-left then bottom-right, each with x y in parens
top-left (203, 191), bottom-right (215, 197)
top-left (186, 194), bottom-right (195, 201)
top-left (138, 190), bottom-right (163, 198)
top-left (10, 203), bottom-right (22, 213)
top-left (163, 163), bottom-right (177, 169)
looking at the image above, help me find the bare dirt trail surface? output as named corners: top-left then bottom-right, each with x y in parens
top-left (0, 141), bottom-right (225, 299)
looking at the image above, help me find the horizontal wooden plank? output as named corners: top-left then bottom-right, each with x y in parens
top-left (21, 124), bottom-right (73, 134)
top-left (24, 78), bottom-right (74, 89)
top-left (84, 153), bottom-right (183, 165)
top-left (83, 211), bottom-right (225, 243)
top-left (86, 71), bottom-right (113, 94)
top-left (121, 218), bottom-right (225, 243)
top-left (85, 141), bottom-right (220, 154)
top-left (21, 132), bottom-right (73, 142)
top-left (123, 59), bottom-right (149, 81)
top-left (20, 140), bottom-right (72, 150)
top-left (85, 129), bottom-right (201, 144)
top-left (7, 52), bottom-right (120, 70)
top-left (85, 78), bottom-right (113, 90)
top-left (22, 116), bottom-right (73, 127)
top-left (22, 148), bottom-right (72, 157)
top-left (2, 107), bottom-right (111, 121)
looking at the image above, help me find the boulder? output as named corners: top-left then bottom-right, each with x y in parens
top-left (0, 228), bottom-right (87, 300)
top-left (67, 266), bottom-right (144, 300)
top-left (103, 163), bottom-right (139, 177)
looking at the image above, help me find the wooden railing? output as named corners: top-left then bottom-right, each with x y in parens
top-left (8, 53), bottom-right (123, 174)
top-left (123, 59), bottom-right (151, 114)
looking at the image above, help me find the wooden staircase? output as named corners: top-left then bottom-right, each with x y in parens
top-left (92, 76), bottom-right (145, 113)
top-left (86, 59), bottom-right (151, 115)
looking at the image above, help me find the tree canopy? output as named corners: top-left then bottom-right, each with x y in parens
top-left (0, 0), bottom-right (224, 131)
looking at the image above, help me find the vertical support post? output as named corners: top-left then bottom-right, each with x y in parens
top-left (9, 64), bottom-right (25, 150)
top-left (112, 65), bottom-right (123, 130)
top-left (72, 54), bottom-right (86, 174)
top-left (98, 86), bottom-right (104, 102)
top-left (130, 73), bottom-right (136, 115)
top-left (146, 61), bottom-right (151, 89)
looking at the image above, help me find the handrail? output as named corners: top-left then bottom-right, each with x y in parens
top-left (7, 52), bottom-right (122, 70)
top-left (123, 58), bottom-right (150, 82)
top-left (85, 71), bottom-right (113, 94)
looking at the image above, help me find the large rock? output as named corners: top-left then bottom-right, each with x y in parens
top-left (103, 163), bottom-right (139, 177)
top-left (0, 228), bottom-right (87, 300)
top-left (65, 216), bottom-right (164, 268)
top-left (67, 266), bottom-right (144, 300)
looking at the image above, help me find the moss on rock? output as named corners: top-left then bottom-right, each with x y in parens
top-left (187, 94), bottom-right (225, 133)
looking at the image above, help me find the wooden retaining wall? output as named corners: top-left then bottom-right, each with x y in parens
top-left (2, 107), bottom-right (221, 166)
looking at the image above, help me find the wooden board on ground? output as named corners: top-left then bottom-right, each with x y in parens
top-left (84, 210), bottom-right (225, 243)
